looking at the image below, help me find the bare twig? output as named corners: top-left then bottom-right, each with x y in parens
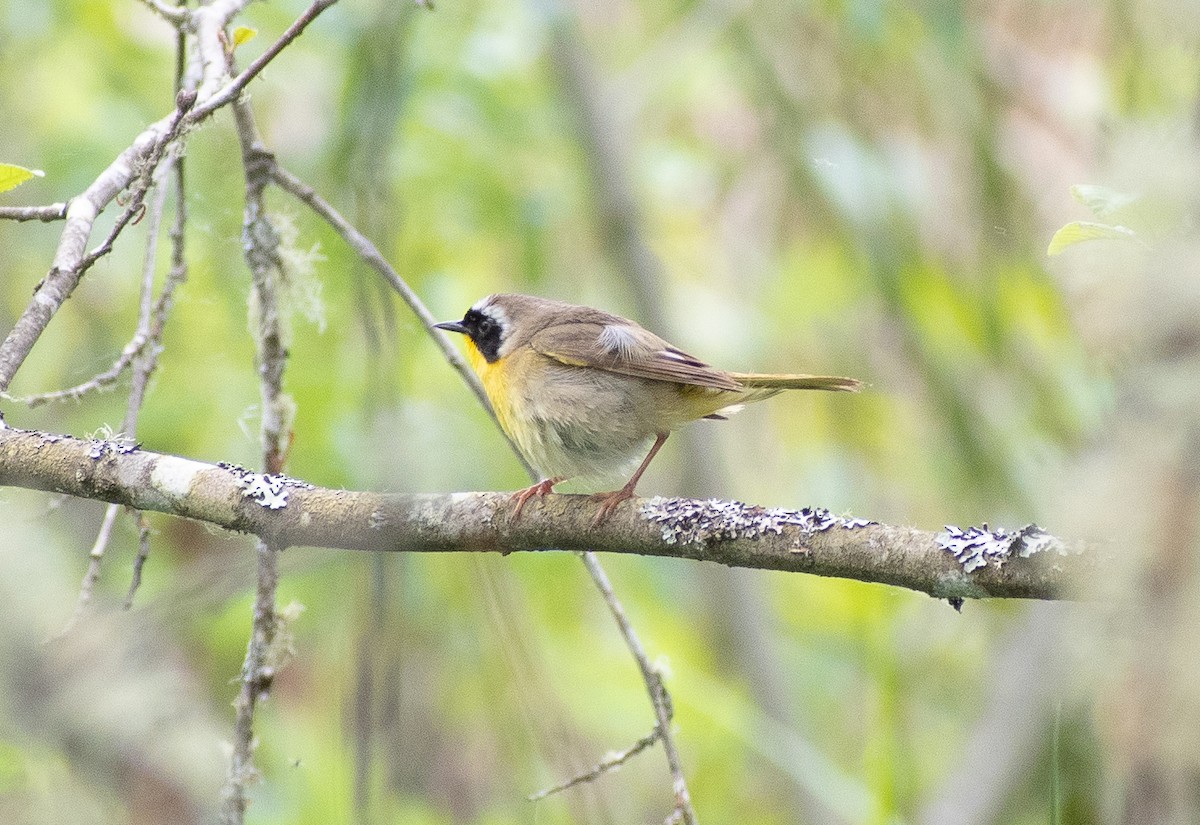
top-left (190, 0), bottom-right (340, 122)
top-left (0, 0), bottom-right (334, 396)
top-left (581, 552), bottom-right (697, 824)
top-left (268, 164), bottom-right (532, 474)
top-left (137, 0), bottom-right (190, 25)
top-left (0, 128), bottom-right (158, 393)
top-left (78, 100), bottom-right (193, 275)
top-left (124, 91), bottom-right (191, 613)
top-left (60, 503), bottom-right (122, 635)
top-left (109, 146), bottom-right (189, 609)
top-left (3, 334), bottom-right (151, 407)
top-left (221, 538), bottom-right (282, 825)
top-left (0, 203), bottom-right (68, 222)
top-left (6, 160), bottom-right (188, 410)
top-left (0, 89), bottom-right (193, 394)
top-left (219, 79), bottom-right (293, 825)
top-left (124, 511), bottom-right (154, 609)
top-left (57, 155), bottom-right (178, 632)
top-left (232, 103), bottom-right (291, 472)
top-left (270, 161), bottom-right (698, 816)
top-left (529, 725), bottom-right (662, 802)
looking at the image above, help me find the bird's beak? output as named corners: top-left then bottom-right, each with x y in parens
top-left (434, 320), bottom-right (468, 335)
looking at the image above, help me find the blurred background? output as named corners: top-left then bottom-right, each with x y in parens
top-left (2, 0), bottom-right (1198, 823)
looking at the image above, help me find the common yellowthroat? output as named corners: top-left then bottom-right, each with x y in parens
top-left (436, 294), bottom-right (860, 523)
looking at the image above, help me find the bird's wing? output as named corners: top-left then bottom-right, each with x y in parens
top-left (530, 320), bottom-right (743, 391)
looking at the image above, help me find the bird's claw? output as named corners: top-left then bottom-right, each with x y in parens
top-left (589, 486), bottom-right (636, 526)
top-left (510, 478), bottom-right (559, 521)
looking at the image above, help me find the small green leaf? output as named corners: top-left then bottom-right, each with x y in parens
top-left (232, 26), bottom-right (257, 47)
top-left (0, 163), bottom-right (45, 195)
top-left (1047, 221), bottom-right (1139, 256)
top-left (1070, 184), bottom-right (1140, 218)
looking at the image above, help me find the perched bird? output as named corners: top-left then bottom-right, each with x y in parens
top-left (436, 294), bottom-right (860, 523)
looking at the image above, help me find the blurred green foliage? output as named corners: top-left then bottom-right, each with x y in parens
top-left (1, 0), bottom-right (1188, 822)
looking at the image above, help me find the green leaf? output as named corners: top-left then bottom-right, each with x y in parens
top-left (232, 26), bottom-right (257, 47)
top-left (1070, 184), bottom-right (1140, 218)
top-left (0, 163), bottom-right (44, 195)
top-left (1047, 221), bottom-right (1140, 256)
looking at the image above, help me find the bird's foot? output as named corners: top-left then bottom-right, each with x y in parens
top-left (589, 484), bottom-right (637, 526)
top-left (510, 478), bottom-right (561, 521)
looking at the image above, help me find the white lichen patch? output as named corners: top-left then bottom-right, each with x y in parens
top-left (219, 462), bottom-right (314, 510)
top-left (32, 432), bottom-right (63, 448)
top-left (937, 523), bottom-right (1068, 573)
top-left (88, 438), bottom-right (140, 459)
top-left (640, 497), bottom-right (874, 547)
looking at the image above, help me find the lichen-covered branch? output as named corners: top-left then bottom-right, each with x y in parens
top-left (0, 427), bottom-right (1098, 601)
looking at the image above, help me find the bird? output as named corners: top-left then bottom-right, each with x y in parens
top-left (435, 294), bottom-right (861, 524)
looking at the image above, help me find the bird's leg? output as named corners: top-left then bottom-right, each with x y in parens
top-left (511, 477), bottom-right (564, 521)
top-left (590, 432), bottom-right (670, 526)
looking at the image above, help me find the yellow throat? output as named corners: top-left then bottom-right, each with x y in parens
top-left (465, 338), bottom-right (518, 438)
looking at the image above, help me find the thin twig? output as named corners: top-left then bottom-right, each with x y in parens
top-left (529, 726), bottom-right (662, 802)
top-left (581, 552), bottom-right (697, 824)
top-left (4, 157), bottom-right (189, 410)
top-left (137, 0), bottom-right (190, 25)
top-left (59, 502), bottom-right (122, 635)
top-left (0, 204), bottom-right (68, 222)
top-left (269, 162), bottom-right (693, 817)
top-left (78, 99), bottom-right (194, 275)
top-left (533, 2), bottom-right (700, 814)
top-left (221, 538), bottom-right (282, 825)
top-left (0, 0), bottom-right (326, 396)
top-left (219, 73), bottom-right (292, 825)
top-left (3, 333), bottom-right (150, 407)
top-left (0, 91), bottom-right (193, 394)
top-left (57, 154), bottom-right (178, 633)
top-left (189, 0), bottom-right (340, 123)
top-left (0, 127), bottom-right (159, 393)
top-left (123, 67), bottom-right (191, 613)
top-left (109, 150), bottom-right (190, 609)
top-left (124, 511), bottom-right (154, 609)
top-left (268, 164), bottom-right (533, 474)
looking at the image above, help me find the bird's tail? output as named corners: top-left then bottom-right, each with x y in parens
top-left (730, 372), bottom-right (862, 392)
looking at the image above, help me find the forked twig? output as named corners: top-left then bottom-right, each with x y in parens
top-left (58, 152), bottom-right (180, 632)
top-left (529, 725), bottom-right (662, 801)
top-left (269, 163), bottom-right (696, 822)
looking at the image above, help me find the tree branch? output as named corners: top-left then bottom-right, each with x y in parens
top-left (0, 427), bottom-right (1097, 601)
top-left (0, 204), bottom-right (68, 222)
top-left (190, 0), bottom-right (340, 122)
top-left (0, 0), bottom-right (338, 396)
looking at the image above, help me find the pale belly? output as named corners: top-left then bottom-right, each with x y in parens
top-left (471, 346), bottom-right (724, 484)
